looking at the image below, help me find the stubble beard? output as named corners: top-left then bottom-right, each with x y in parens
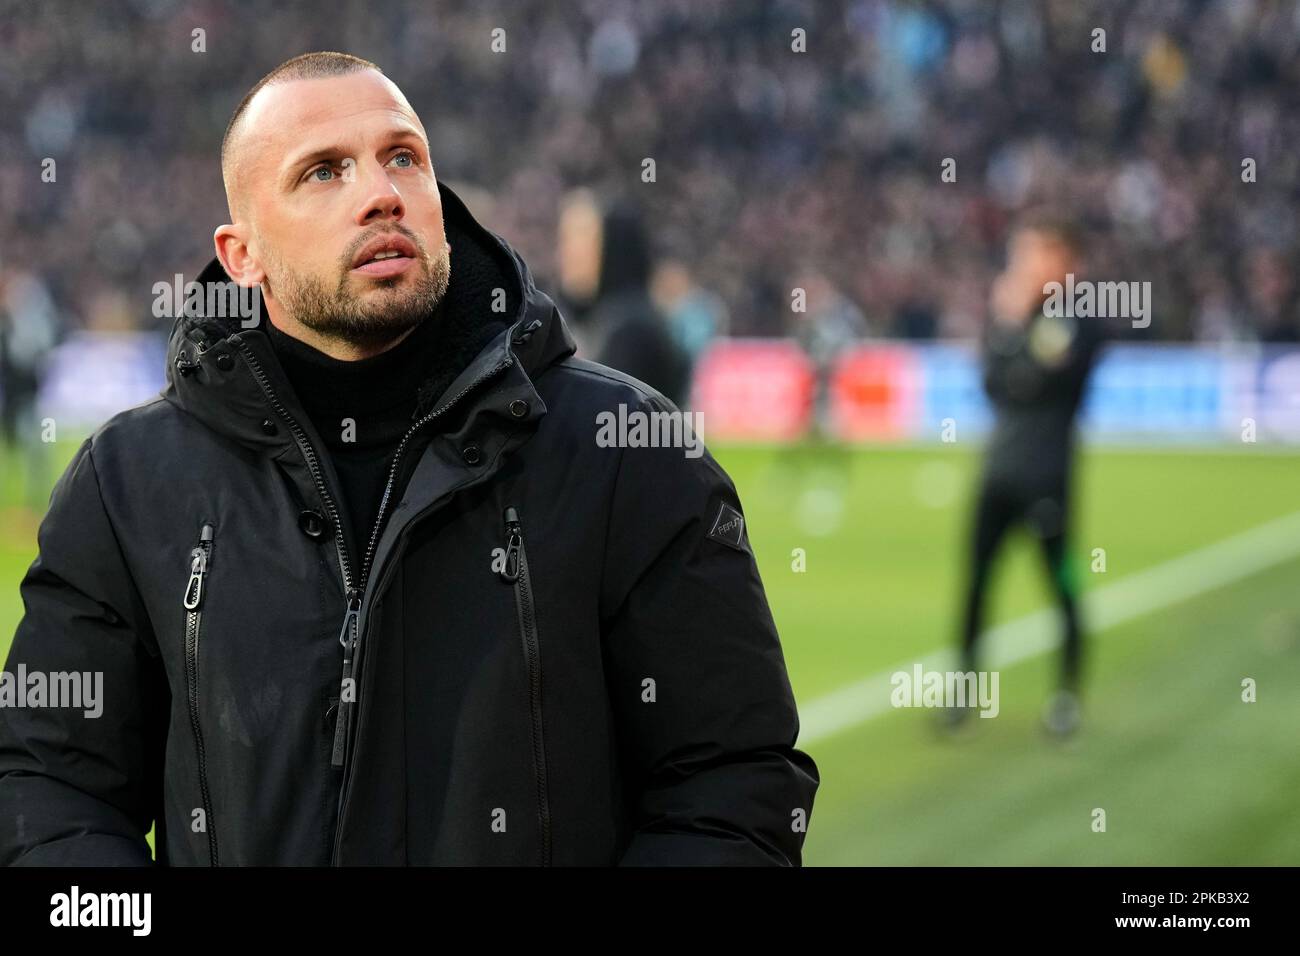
top-left (263, 233), bottom-right (452, 350)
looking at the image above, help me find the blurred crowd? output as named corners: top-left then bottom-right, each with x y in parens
top-left (2, 0), bottom-right (1299, 390)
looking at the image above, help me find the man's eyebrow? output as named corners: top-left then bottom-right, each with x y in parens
top-left (280, 129), bottom-right (429, 188)
top-left (281, 144), bottom-right (349, 184)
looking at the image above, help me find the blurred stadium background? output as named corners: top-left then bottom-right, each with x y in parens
top-left (1, 0), bottom-right (1298, 864)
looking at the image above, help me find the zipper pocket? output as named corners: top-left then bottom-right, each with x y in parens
top-left (182, 521), bottom-right (218, 866)
top-left (500, 507), bottom-right (552, 865)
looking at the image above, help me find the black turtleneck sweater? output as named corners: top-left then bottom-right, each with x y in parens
top-left (263, 308), bottom-right (447, 569)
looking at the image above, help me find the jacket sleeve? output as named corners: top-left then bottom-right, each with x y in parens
top-left (599, 393), bottom-right (819, 865)
top-left (0, 436), bottom-right (166, 865)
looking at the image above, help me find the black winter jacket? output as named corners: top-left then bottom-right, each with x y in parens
top-left (0, 181), bottom-right (819, 866)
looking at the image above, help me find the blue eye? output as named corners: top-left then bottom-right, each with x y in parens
top-left (311, 165), bottom-right (334, 182)
top-left (390, 151), bottom-right (414, 167)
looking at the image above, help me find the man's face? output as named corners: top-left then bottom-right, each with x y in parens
top-left (991, 228), bottom-right (1075, 325)
top-left (1008, 228), bottom-right (1072, 293)
top-left (226, 70), bottom-right (450, 349)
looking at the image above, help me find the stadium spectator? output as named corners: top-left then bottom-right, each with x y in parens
top-left (587, 200), bottom-right (691, 407)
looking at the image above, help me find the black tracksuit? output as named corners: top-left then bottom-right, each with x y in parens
top-left (961, 307), bottom-right (1107, 691)
top-left (0, 180), bottom-right (819, 865)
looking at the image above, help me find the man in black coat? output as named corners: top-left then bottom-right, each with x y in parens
top-left (956, 213), bottom-right (1107, 738)
top-left (0, 52), bottom-right (818, 866)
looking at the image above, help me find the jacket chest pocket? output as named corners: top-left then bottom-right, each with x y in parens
top-left (181, 520), bottom-right (219, 866)
top-left (497, 506), bottom-right (552, 866)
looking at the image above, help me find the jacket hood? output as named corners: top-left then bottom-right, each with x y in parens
top-left (161, 179), bottom-right (575, 455)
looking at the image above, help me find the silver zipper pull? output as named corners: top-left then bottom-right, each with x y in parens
top-left (183, 523), bottom-right (215, 611)
top-left (337, 589), bottom-right (362, 651)
top-left (183, 547), bottom-right (207, 610)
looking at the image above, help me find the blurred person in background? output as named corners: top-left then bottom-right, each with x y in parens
top-left (586, 201), bottom-right (691, 408)
top-left (0, 265), bottom-right (60, 513)
top-left (1241, 246), bottom-right (1299, 343)
top-left (553, 188), bottom-right (605, 355)
top-left (950, 213), bottom-right (1107, 739)
top-left (790, 268), bottom-right (869, 439)
top-left (650, 257), bottom-right (728, 370)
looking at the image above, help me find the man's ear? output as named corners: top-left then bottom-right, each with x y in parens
top-left (213, 225), bottom-right (265, 288)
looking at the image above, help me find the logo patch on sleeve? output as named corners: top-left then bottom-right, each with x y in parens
top-left (707, 501), bottom-right (749, 553)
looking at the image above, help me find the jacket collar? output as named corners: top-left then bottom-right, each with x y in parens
top-left (161, 180), bottom-right (575, 457)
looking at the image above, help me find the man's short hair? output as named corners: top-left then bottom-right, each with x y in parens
top-left (1011, 207), bottom-right (1087, 259)
top-left (221, 51), bottom-right (383, 210)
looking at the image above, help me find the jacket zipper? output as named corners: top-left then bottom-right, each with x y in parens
top-left (328, 356), bottom-right (515, 864)
top-left (231, 337), bottom-right (512, 863)
top-left (330, 362), bottom-right (503, 767)
top-left (183, 521), bottom-right (217, 865)
top-left (499, 506), bottom-right (552, 866)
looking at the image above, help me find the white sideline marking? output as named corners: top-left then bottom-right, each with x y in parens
top-left (798, 509), bottom-right (1300, 746)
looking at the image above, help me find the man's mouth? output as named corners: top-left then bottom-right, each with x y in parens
top-left (351, 235), bottom-right (419, 278)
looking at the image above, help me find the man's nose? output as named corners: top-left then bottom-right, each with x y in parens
top-left (353, 160), bottom-right (405, 225)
